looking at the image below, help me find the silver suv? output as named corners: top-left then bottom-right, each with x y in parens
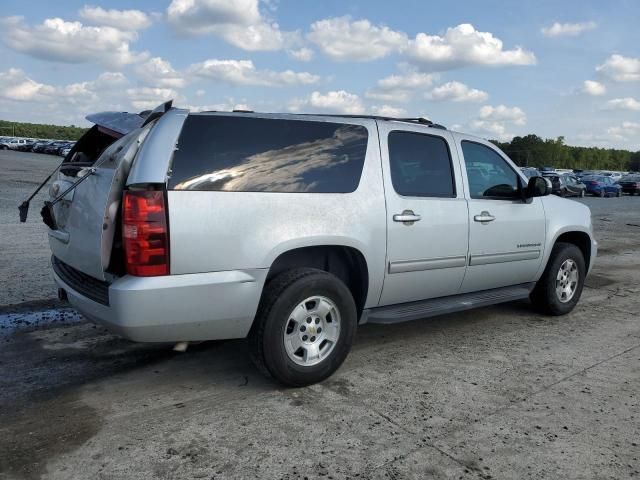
top-left (43, 103), bottom-right (597, 386)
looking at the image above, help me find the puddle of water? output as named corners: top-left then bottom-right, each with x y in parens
top-left (0, 308), bottom-right (83, 337)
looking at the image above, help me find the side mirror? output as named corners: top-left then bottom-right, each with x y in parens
top-left (525, 176), bottom-right (551, 198)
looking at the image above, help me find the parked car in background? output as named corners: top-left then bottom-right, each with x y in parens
top-left (0, 138), bottom-right (29, 150)
top-left (581, 175), bottom-right (622, 197)
top-left (32, 140), bottom-right (53, 153)
top-left (42, 141), bottom-right (71, 155)
top-left (59, 145), bottom-right (73, 157)
top-left (542, 173), bottom-right (586, 197)
top-left (15, 139), bottom-right (36, 152)
top-left (618, 175), bottom-right (640, 195)
top-left (521, 167), bottom-right (541, 178)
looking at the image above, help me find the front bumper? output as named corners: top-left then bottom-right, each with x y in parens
top-left (53, 262), bottom-right (268, 342)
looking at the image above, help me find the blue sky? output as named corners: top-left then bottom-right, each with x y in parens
top-left (0, 0), bottom-right (638, 149)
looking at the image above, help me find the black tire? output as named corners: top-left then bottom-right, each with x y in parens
top-left (616, 190), bottom-right (621, 197)
top-left (599, 189), bottom-right (605, 198)
top-left (530, 242), bottom-right (586, 316)
top-left (248, 268), bottom-right (357, 387)
top-left (559, 188), bottom-right (566, 197)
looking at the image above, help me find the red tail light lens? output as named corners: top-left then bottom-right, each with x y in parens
top-left (590, 181), bottom-right (599, 185)
top-left (123, 190), bottom-right (169, 276)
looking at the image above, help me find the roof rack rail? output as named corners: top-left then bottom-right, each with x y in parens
top-left (192, 110), bottom-right (447, 130)
top-left (294, 113), bottom-right (447, 130)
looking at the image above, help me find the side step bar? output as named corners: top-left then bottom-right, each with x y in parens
top-left (363, 283), bottom-right (535, 325)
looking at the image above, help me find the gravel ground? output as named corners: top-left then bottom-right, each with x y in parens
top-left (0, 150), bottom-right (639, 479)
top-left (0, 150), bottom-right (62, 306)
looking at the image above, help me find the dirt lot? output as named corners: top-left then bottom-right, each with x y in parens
top-left (1, 150), bottom-right (639, 479)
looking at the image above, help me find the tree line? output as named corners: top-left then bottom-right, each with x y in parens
top-left (492, 135), bottom-right (640, 172)
top-left (0, 119), bottom-right (88, 141)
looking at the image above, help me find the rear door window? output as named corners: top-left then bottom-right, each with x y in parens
top-left (387, 131), bottom-right (455, 197)
top-left (168, 115), bottom-right (368, 193)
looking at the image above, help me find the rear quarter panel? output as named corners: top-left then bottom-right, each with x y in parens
top-left (167, 117), bottom-right (387, 309)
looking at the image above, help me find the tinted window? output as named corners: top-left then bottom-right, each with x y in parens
top-left (388, 131), bottom-right (455, 197)
top-left (461, 141), bottom-right (521, 200)
top-left (169, 115), bottom-right (368, 193)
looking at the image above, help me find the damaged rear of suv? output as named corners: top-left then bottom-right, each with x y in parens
top-left (30, 102), bottom-right (596, 387)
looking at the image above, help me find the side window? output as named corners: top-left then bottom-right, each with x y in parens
top-left (461, 141), bottom-right (521, 200)
top-left (388, 131), bottom-right (455, 197)
top-left (169, 115), bottom-right (368, 193)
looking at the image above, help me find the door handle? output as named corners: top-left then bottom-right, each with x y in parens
top-left (393, 210), bottom-right (421, 224)
top-left (474, 211), bottom-right (495, 223)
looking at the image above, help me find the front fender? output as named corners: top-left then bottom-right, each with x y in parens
top-left (535, 196), bottom-right (596, 279)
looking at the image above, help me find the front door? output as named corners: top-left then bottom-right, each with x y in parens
top-left (378, 124), bottom-right (469, 306)
top-left (455, 136), bottom-right (546, 293)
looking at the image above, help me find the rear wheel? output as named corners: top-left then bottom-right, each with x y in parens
top-left (249, 268), bottom-right (357, 387)
top-left (531, 242), bottom-right (586, 316)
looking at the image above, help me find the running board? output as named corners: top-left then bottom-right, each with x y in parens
top-left (363, 283), bottom-right (535, 325)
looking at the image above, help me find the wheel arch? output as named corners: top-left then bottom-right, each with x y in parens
top-left (542, 229), bottom-right (593, 276)
top-left (264, 244), bottom-right (370, 319)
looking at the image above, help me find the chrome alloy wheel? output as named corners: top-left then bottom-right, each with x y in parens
top-left (283, 296), bottom-right (341, 366)
top-left (556, 259), bottom-right (579, 303)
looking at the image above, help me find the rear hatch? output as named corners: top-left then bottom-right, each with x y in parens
top-left (47, 111), bottom-right (153, 281)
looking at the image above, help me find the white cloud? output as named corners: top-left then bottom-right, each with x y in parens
top-left (405, 23), bottom-right (536, 70)
top-left (607, 122), bottom-right (640, 145)
top-left (479, 104), bottom-right (526, 125)
top-left (0, 69), bottom-right (127, 103)
top-left (288, 47), bottom-right (314, 62)
top-left (371, 105), bottom-right (407, 117)
top-left (458, 104), bottom-right (527, 141)
top-left (427, 81), bottom-right (488, 103)
top-left (541, 21), bottom-right (596, 38)
top-left (78, 6), bottom-right (153, 31)
top-left (605, 97), bottom-right (640, 111)
top-left (596, 54), bottom-right (640, 82)
top-left (0, 16), bottom-right (146, 68)
top-left (365, 71), bottom-right (435, 103)
top-left (188, 59), bottom-right (320, 87)
top-left (582, 80), bottom-right (606, 96)
top-left (307, 16), bottom-right (407, 61)
top-left (166, 0), bottom-right (293, 51)
top-left (185, 100), bottom-right (251, 112)
top-left (126, 87), bottom-right (177, 111)
top-left (0, 68), bottom-right (55, 101)
top-left (0, 68), bottom-right (184, 125)
top-left (135, 57), bottom-right (186, 88)
top-left (288, 90), bottom-right (365, 114)
top-left (468, 120), bottom-right (514, 141)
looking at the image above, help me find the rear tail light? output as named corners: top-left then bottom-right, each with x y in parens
top-left (589, 181), bottom-right (599, 185)
top-left (123, 190), bottom-right (169, 276)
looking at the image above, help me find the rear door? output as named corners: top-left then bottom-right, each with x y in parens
top-left (378, 123), bottom-right (469, 306)
top-left (454, 135), bottom-right (546, 293)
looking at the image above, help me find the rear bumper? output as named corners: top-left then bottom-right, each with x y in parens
top-left (53, 264), bottom-right (268, 342)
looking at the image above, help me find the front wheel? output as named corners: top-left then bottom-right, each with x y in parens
top-left (249, 268), bottom-right (357, 387)
top-left (530, 242), bottom-right (586, 316)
